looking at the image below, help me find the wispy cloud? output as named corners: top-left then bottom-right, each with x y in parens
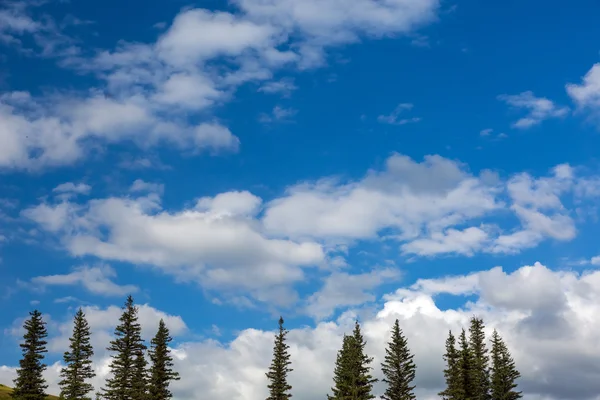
top-left (377, 103), bottom-right (421, 125)
top-left (498, 91), bottom-right (569, 129)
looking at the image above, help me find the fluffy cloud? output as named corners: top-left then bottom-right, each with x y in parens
top-left (567, 63), bottom-right (600, 123)
top-left (21, 190), bottom-right (325, 306)
top-left (0, 0), bottom-right (440, 170)
top-left (498, 91), bottom-right (569, 129)
top-left (30, 264), bottom-right (139, 297)
top-left (4, 262), bottom-right (600, 400)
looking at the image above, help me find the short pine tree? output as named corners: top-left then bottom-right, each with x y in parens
top-left (490, 330), bottom-right (522, 400)
top-left (59, 308), bottom-right (96, 400)
top-left (469, 317), bottom-right (491, 400)
top-left (148, 319), bottom-right (180, 400)
top-left (102, 295), bottom-right (147, 400)
top-left (265, 317), bottom-right (293, 400)
top-left (458, 328), bottom-right (474, 400)
top-left (380, 319), bottom-right (416, 400)
top-left (438, 330), bottom-right (464, 400)
top-left (11, 310), bottom-right (49, 400)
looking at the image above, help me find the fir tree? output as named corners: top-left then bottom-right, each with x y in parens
top-left (11, 310), bottom-right (49, 400)
top-left (328, 334), bottom-right (355, 400)
top-left (102, 295), bottom-right (146, 400)
top-left (59, 308), bottom-right (96, 400)
top-left (438, 330), bottom-right (464, 400)
top-left (490, 330), bottom-right (522, 400)
top-left (469, 317), bottom-right (490, 400)
top-left (329, 321), bottom-right (377, 400)
top-left (148, 319), bottom-right (180, 400)
top-left (131, 350), bottom-right (148, 400)
top-left (380, 319), bottom-right (416, 400)
top-left (458, 328), bottom-right (474, 400)
top-left (265, 317), bottom-right (293, 400)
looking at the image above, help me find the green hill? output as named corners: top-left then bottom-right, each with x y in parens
top-left (0, 383), bottom-right (59, 399)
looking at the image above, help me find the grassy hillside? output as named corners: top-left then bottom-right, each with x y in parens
top-left (0, 383), bottom-right (59, 399)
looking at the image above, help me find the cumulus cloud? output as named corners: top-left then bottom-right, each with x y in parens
top-left (567, 63), bottom-right (600, 124)
top-left (4, 262), bottom-right (600, 400)
top-left (498, 91), bottom-right (569, 129)
top-left (0, 0), bottom-right (440, 170)
top-left (21, 190), bottom-right (325, 306)
top-left (30, 264), bottom-right (139, 297)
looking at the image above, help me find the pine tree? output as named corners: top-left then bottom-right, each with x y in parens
top-left (11, 310), bottom-right (49, 400)
top-left (131, 350), bottom-right (148, 400)
top-left (328, 334), bottom-right (355, 400)
top-left (458, 328), bottom-right (474, 400)
top-left (490, 330), bottom-right (522, 400)
top-left (59, 308), bottom-right (96, 400)
top-left (380, 319), bottom-right (416, 400)
top-left (265, 317), bottom-right (293, 400)
top-left (148, 319), bottom-right (180, 400)
top-left (469, 317), bottom-right (490, 400)
top-left (102, 295), bottom-right (147, 400)
top-left (439, 330), bottom-right (464, 400)
top-left (329, 321), bottom-right (377, 400)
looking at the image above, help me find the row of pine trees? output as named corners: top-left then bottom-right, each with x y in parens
top-left (266, 317), bottom-right (522, 400)
top-left (9, 294), bottom-right (522, 400)
top-left (11, 295), bottom-right (179, 400)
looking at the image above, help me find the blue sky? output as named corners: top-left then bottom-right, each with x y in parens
top-left (2, 0), bottom-right (600, 399)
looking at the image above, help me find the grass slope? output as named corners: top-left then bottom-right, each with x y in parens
top-left (0, 383), bottom-right (59, 399)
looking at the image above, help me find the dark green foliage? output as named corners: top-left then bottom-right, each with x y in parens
top-left (458, 328), bottom-right (474, 400)
top-left (131, 350), bottom-right (148, 400)
top-left (328, 321), bottom-right (377, 400)
top-left (59, 308), bottom-right (96, 400)
top-left (380, 319), bottom-right (416, 400)
top-left (490, 330), bottom-right (522, 400)
top-left (265, 317), bottom-right (293, 400)
top-left (102, 295), bottom-right (147, 400)
top-left (148, 320), bottom-right (180, 400)
top-left (468, 318), bottom-right (490, 400)
top-left (439, 330), bottom-right (464, 400)
top-left (11, 310), bottom-right (49, 400)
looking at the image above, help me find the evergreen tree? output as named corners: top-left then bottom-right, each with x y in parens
top-left (328, 321), bottom-right (377, 400)
top-left (59, 308), bottom-right (96, 400)
top-left (438, 330), bottom-right (464, 400)
top-left (102, 295), bottom-right (146, 400)
top-left (148, 319), bottom-right (180, 400)
top-left (265, 317), bottom-right (293, 400)
top-left (11, 310), bottom-right (49, 400)
top-left (458, 328), bottom-right (474, 400)
top-left (468, 318), bottom-right (490, 400)
top-left (380, 319), bottom-right (416, 400)
top-left (131, 350), bottom-right (148, 400)
top-left (490, 330), bottom-right (522, 400)
top-left (328, 334), bottom-right (355, 400)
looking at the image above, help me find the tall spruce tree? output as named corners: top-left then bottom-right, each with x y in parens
top-left (148, 319), bottom-right (180, 400)
top-left (265, 317), bottom-right (293, 400)
top-left (380, 319), bottom-right (416, 400)
top-left (458, 328), bottom-right (474, 400)
top-left (328, 322), bottom-right (377, 400)
top-left (131, 350), bottom-right (148, 400)
top-left (328, 334), bottom-right (355, 400)
top-left (490, 330), bottom-right (522, 400)
top-left (468, 317), bottom-right (490, 400)
top-left (59, 308), bottom-right (96, 400)
top-left (11, 310), bottom-right (49, 400)
top-left (438, 330), bottom-right (464, 400)
top-left (102, 295), bottom-right (146, 400)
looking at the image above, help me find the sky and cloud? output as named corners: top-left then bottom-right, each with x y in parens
top-left (2, 0), bottom-right (600, 399)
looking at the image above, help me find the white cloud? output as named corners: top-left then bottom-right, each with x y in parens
top-left (129, 179), bottom-right (164, 195)
top-left (5, 262), bottom-right (600, 400)
top-left (53, 182), bottom-right (91, 196)
top-left (31, 264), bottom-right (139, 297)
top-left (22, 191), bottom-right (324, 306)
top-left (377, 103), bottom-right (421, 125)
top-left (566, 63), bottom-right (600, 123)
top-left (259, 106), bottom-right (298, 123)
top-left (258, 78), bottom-right (297, 96)
top-left (498, 91), bottom-right (569, 129)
